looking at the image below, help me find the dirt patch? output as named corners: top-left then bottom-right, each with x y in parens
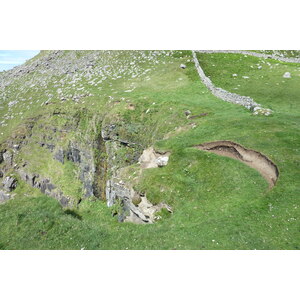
top-left (138, 147), bottom-right (170, 169)
top-left (194, 140), bottom-right (279, 188)
top-left (127, 103), bottom-right (135, 110)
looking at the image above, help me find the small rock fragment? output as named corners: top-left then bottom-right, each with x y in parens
top-left (184, 110), bottom-right (191, 116)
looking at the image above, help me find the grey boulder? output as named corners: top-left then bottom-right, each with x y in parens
top-left (2, 176), bottom-right (17, 192)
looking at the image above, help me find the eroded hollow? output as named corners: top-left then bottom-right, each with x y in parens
top-left (194, 141), bottom-right (279, 188)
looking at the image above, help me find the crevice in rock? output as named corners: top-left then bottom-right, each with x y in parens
top-left (92, 132), bottom-right (107, 200)
top-left (194, 140), bottom-right (279, 188)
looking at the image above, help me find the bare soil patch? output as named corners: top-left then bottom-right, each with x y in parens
top-left (194, 140), bottom-right (279, 188)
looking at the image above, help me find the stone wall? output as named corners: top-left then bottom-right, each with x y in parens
top-left (192, 51), bottom-right (259, 110)
top-left (195, 50), bottom-right (300, 63)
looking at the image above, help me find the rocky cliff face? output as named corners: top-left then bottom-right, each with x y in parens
top-left (0, 110), bottom-right (172, 221)
top-left (0, 50), bottom-right (182, 223)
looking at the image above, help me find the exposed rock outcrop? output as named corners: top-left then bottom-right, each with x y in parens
top-left (18, 169), bottom-right (71, 207)
top-left (105, 147), bottom-right (172, 223)
top-left (106, 179), bottom-right (172, 224)
top-left (0, 174), bottom-right (17, 203)
top-left (2, 176), bottom-right (17, 192)
top-left (66, 142), bottom-right (96, 198)
top-left (0, 50), bottom-right (180, 223)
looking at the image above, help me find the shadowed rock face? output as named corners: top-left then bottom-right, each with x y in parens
top-left (66, 147), bottom-right (81, 163)
top-left (2, 176), bottom-right (17, 192)
top-left (195, 140), bottom-right (279, 188)
top-left (18, 169), bottom-right (71, 207)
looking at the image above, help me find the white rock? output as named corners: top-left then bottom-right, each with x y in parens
top-left (156, 156), bottom-right (169, 167)
top-left (283, 72), bottom-right (291, 78)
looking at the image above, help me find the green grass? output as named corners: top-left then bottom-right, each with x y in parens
top-left (0, 51), bottom-right (299, 249)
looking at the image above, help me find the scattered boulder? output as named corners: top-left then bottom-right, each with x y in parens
top-left (180, 64), bottom-right (186, 69)
top-left (184, 110), bottom-right (191, 117)
top-left (283, 72), bottom-right (291, 78)
top-left (156, 156), bottom-right (169, 167)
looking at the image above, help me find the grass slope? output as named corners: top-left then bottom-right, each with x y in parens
top-left (0, 51), bottom-right (299, 249)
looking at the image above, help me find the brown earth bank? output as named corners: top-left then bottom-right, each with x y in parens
top-left (194, 140), bottom-right (279, 188)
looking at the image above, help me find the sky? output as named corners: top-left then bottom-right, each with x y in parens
top-left (0, 50), bottom-right (40, 71)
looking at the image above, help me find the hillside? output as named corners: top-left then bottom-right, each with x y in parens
top-left (0, 50), bottom-right (299, 249)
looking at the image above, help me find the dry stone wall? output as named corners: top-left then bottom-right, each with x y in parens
top-left (192, 51), bottom-right (272, 115)
top-left (195, 50), bottom-right (300, 63)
